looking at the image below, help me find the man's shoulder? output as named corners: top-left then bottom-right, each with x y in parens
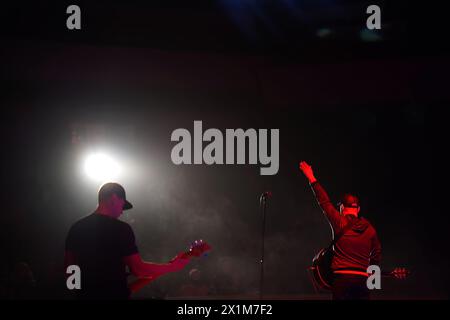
top-left (69, 214), bottom-right (93, 229)
top-left (68, 214), bottom-right (134, 239)
top-left (115, 218), bottom-right (133, 230)
top-left (104, 216), bottom-right (134, 234)
top-left (359, 217), bottom-right (378, 233)
top-left (71, 214), bottom-right (130, 229)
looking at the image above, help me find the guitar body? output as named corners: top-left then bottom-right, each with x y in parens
top-left (309, 248), bottom-right (410, 292)
top-left (310, 247), bottom-right (334, 291)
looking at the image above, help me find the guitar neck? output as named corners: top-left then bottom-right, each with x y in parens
top-left (128, 240), bottom-right (211, 294)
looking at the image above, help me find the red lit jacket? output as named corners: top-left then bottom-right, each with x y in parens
top-left (311, 181), bottom-right (382, 272)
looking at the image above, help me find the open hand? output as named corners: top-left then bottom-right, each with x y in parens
top-left (299, 161), bottom-right (317, 183)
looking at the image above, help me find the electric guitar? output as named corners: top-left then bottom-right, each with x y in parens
top-left (308, 247), bottom-right (409, 291)
top-left (128, 239), bottom-right (211, 294)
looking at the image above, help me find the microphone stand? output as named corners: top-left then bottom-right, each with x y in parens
top-left (259, 191), bottom-right (270, 300)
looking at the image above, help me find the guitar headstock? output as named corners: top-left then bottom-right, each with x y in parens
top-left (390, 267), bottom-right (410, 280)
top-left (188, 239), bottom-right (212, 257)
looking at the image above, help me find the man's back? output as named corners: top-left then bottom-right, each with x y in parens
top-left (332, 215), bottom-right (381, 271)
top-left (65, 214), bottom-right (138, 299)
top-left (310, 182), bottom-right (382, 271)
top-left (300, 161), bottom-right (382, 299)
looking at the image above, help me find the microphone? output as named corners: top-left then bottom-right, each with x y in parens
top-left (259, 191), bottom-right (272, 203)
top-left (259, 190), bottom-right (271, 299)
top-left (263, 191), bottom-right (272, 198)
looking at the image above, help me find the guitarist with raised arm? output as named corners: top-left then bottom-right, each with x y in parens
top-left (64, 182), bottom-right (193, 300)
top-left (299, 161), bottom-right (382, 300)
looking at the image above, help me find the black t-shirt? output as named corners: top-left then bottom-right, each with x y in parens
top-left (65, 213), bottom-right (138, 299)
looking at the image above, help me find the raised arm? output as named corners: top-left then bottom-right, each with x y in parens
top-left (299, 161), bottom-right (341, 229)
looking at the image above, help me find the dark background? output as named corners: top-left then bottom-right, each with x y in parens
top-left (0, 0), bottom-right (447, 299)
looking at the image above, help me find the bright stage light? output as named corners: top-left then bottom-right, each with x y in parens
top-left (84, 153), bottom-right (122, 183)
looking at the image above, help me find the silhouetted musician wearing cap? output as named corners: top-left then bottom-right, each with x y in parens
top-left (299, 161), bottom-right (382, 300)
top-left (64, 182), bottom-right (189, 299)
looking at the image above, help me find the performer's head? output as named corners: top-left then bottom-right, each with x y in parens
top-left (96, 182), bottom-right (133, 218)
top-left (338, 193), bottom-right (360, 217)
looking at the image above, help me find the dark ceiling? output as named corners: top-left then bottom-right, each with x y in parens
top-left (1, 0), bottom-right (438, 61)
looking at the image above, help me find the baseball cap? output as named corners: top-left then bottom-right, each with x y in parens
top-left (98, 182), bottom-right (133, 210)
top-left (337, 193), bottom-right (360, 208)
